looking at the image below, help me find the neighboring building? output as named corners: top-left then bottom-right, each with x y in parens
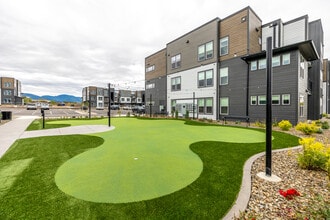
top-left (145, 6), bottom-right (328, 124)
top-left (82, 86), bottom-right (144, 109)
top-left (323, 59), bottom-right (330, 114)
top-left (0, 77), bottom-right (23, 105)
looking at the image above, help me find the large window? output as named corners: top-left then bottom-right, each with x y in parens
top-left (171, 77), bottom-right (181, 91)
top-left (198, 98), bottom-right (213, 114)
top-left (198, 69), bottom-right (213, 87)
top-left (220, 67), bottom-right (228, 85)
top-left (3, 90), bottom-right (12, 95)
top-left (282, 94), bottom-right (290, 105)
top-left (220, 97), bottom-right (229, 115)
top-left (146, 83), bottom-right (155, 89)
top-left (198, 41), bottom-right (213, 61)
top-left (171, 54), bottom-right (181, 69)
top-left (258, 59), bottom-right (266, 69)
top-left (220, 36), bottom-right (229, 56)
top-left (282, 53), bottom-right (290, 65)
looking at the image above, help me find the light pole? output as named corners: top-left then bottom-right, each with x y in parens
top-left (108, 83), bottom-right (111, 127)
top-left (265, 36), bottom-right (272, 176)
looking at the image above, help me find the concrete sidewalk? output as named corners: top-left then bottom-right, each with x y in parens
top-left (0, 116), bottom-right (114, 158)
top-left (0, 116), bottom-right (39, 157)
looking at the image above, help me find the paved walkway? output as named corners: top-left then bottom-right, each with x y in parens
top-left (0, 116), bottom-right (114, 158)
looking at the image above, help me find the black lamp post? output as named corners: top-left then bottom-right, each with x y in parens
top-left (108, 83), bottom-right (111, 127)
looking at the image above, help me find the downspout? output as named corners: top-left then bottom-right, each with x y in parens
top-left (216, 19), bottom-right (220, 121)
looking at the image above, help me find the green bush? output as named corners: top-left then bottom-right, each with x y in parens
top-left (321, 121), bottom-right (329, 129)
top-left (278, 120), bottom-right (292, 131)
top-left (298, 138), bottom-right (329, 171)
top-left (295, 121), bottom-right (319, 135)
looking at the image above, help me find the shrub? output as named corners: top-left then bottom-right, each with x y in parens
top-left (278, 120), bottom-right (292, 131)
top-left (322, 121), bottom-right (329, 129)
top-left (254, 120), bottom-right (265, 128)
top-left (298, 138), bottom-right (329, 171)
top-left (295, 121), bottom-right (319, 135)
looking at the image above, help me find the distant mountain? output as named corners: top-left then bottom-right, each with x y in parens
top-left (23, 93), bottom-right (81, 103)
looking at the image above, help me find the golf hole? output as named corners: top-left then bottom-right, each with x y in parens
top-left (134, 157), bottom-right (138, 160)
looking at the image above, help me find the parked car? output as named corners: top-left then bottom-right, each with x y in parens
top-left (26, 103), bottom-right (37, 110)
top-left (133, 106), bottom-right (145, 114)
top-left (110, 105), bottom-right (120, 110)
top-left (41, 103), bottom-right (50, 110)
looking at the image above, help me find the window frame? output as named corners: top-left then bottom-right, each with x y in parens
top-left (146, 65), bottom-right (155, 73)
top-left (251, 96), bottom-right (257, 105)
top-left (220, 36), bottom-right (229, 56)
top-left (272, 56), bottom-right (280, 67)
top-left (258, 58), bottom-right (266, 69)
top-left (251, 61), bottom-right (257, 71)
top-left (198, 69), bottom-right (213, 88)
top-left (198, 98), bottom-right (213, 115)
top-left (272, 95), bottom-right (280, 105)
top-left (220, 67), bottom-right (228, 85)
top-left (282, 94), bottom-right (291, 105)
top-left (282, 53), bottom-right (290, 65)
top-left (171, 54), bottom-right (181, 69)
top-left (258, 95), bottom-right (266, 105)
top-left (171, 76), bottom-right (181, 91)
top-left (220, 97), bottom-right (229, 115)
top-left (198, 41), bottom-right (214, 61)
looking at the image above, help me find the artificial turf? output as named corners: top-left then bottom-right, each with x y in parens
top-left (0, 118), bottom-right (299, 219)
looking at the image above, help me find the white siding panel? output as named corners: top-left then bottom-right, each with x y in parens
top-left (283, 19), bottom-right (306, 46)
top-left (261, 26), bottom-right (274, 50)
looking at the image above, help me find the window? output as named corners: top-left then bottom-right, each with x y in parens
top-left (220, 97), bottom-right (229, 115)
top-left (272, 56), bottom-right (280, 67)
top-left (251, 96), bottom-right (257, 105)
top-left (272, 95), bottom-right (280, 105)
top-left (206, 98), bottom-right (213, 114)
top-left (220, 67), bottom-right (228, 85)
top-left (121, 97), bottom-right (125, 102)
top-left (220, 36), bottom-right (229, 56)
top-left (258, 59), bottom-right (266, 69)
top-left (146, 65), bottom-right (155, 72)
top-left (198, 98), bottom-right (213, 114)
top-left (198, 99), bottom-right (204, 114)
top-left (4, 82), bottom-right (12, 87)
top-left (146, 83), bottom-right (155, 89)
top-left (299, 95), bottom-right (304, 117)
top-left (282, 94), bottom-right (290, 105)
top-left (251, 61), bottom-right (257, 71)
top-left (171, 77), bottom-right (181, 91)
top-left (198, 41), bottom-right (213, 61)
top-left (258, 95), bottom-right (266, 105)
top-left (126, 98), bottom-right (131, 102)
top-left (171, 100), bottom-right (176, 112)
top-left (300, 55), bottom-right (305, 79)
top-left (282, 53), bottom-right (290, 65)
top-left (198, 70), bottom-right (213, 87)
top-left (171, 54), bottom-right (181, 69)
top-left (4, 98), bottom-right (11, 103)
top-left (98, 96), bottom-right (103, 101)
top-left (3, 90), bottom-right (12, 95)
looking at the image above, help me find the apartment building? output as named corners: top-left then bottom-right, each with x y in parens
top-left (0, 77), bottom-right (23, 105)
top-left (82, 86), bottom-right (144, 109)
top-left (145, 6), bottom-right (328, 125)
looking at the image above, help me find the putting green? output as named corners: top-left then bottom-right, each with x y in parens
top-left (55, 118), bottom-right (265, 203)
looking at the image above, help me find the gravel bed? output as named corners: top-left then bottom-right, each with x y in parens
top-left (237, 119), bottom-right (330, 219)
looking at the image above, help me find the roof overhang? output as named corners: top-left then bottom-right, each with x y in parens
top-left (242, 40), bottom-right (319, 62)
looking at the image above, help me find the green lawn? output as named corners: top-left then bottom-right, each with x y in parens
top-left (0, 118), bottom-right (299, 219)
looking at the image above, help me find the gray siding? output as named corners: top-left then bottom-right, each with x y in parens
top-left (249, 51), bottom-right (299, 124)
top-left (145, 76), bottom-right (167, 115)
top-left (219, 57), bottom-right (248, 118)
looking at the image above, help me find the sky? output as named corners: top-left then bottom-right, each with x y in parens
top-left (0, 0), bottom-right (329, 97)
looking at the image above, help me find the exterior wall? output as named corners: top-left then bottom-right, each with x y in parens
top-left (249, 51), bottom-right (300, 125)
top-left (220, 8), bottom-right (249, 61)
top-left (219, 58), bottom-right (249, 118)
top-left (145, 48), bottom-right (167, 81)
top-left (248, 9), bottom-right (262, 54)
top-left (308, 19), bottom-right (324, 120)
top-left (261, 19), bottom-right (282, 49)
top-left (0, 77), bottom-right (22, 105)
top-left (297, 53), bottom-right (309, 122)
top-left (283, 16), bottom-right (308, 46)
top-left (167, 18), bottom-right (219, 74)
top-left (145, 76), bottom-right (167, 115)
top-left (167, 62), bottom-right (218, 120)
top-left (145, 48), bottom-right (167, 114)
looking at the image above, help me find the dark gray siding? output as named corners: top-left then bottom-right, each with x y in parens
top-left (249, 51), bottom-right (299, 124)
top-left (219, 57), bottom-right (248, 118)
top-left (145, 76), bottom-right (167, 115)
top-left (308, 20), bottom-right (323, 120)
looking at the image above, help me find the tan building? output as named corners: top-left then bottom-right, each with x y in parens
top-left (0, 77), bottom-right (22, 105)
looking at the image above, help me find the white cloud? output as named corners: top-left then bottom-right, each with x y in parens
top-left (0, 0), bottom-right (329, 96)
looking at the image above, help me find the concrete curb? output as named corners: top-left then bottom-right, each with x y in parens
top-left (222, 145), bottom-right (302, 220)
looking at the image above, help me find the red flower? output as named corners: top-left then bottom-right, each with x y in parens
top-left (279, 188), bottom-right (300, 200)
